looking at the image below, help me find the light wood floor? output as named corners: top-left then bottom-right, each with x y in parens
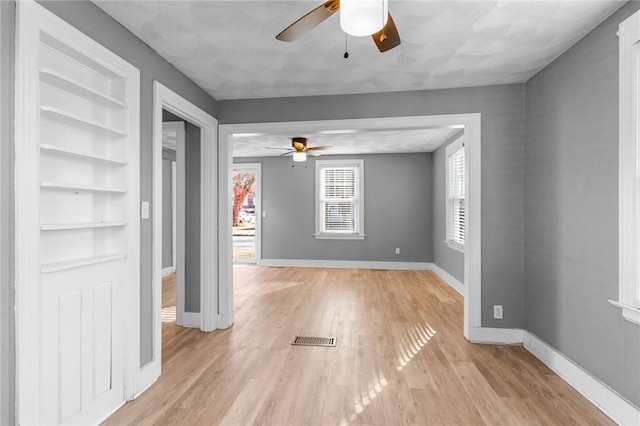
top-left (104, 266), bottom-right (612, 425)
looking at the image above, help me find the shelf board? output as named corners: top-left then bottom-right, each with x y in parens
top-left (41, 253), bottom-right (126, 273)
top-left (41, 221), bottom-right (126, 231)
top-left (40, 68), bottom-right (125, 108)
top-left (41, 181), bottom-right (126, 193)
top-left (41, 144), bottom-right (126, 165)
top-left (40, 106), bottom-right (126, 137)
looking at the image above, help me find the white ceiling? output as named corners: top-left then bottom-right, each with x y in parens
top-left (93, 0), bottom-right (624, 101)
top-left (232, 127), bottom-right (464, 157)
top-left (95, 0), bottom-right (624, 155)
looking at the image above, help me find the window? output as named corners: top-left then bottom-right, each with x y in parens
top-left (315, 159), bottom-right (365, 239)
top-left (612, 10), bottom-right (640, 325)
top-left (446, 138), bottom-right (465, 252)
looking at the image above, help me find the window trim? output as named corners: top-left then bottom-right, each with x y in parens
top-left (445, 137), bottom-right (465, 253)
top-left (314, 159), bottom-right (365, 240)
top-left (611, 10), bottom-right (640, 325)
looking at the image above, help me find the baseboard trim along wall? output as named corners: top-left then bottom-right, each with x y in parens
top-left (181, 312), bottom-right (200, 329)
top-left (161, 266), bottom-right (176, 277)
top-left (430, 264), bottom-right (464, 295)
top-left (468, 326), bottom-right (524, 344)
top-left (260, 259), bottom-right (434, 270)
top-left (467, 327), bottom-right (640, 424)
top-left (523, 332), bottom-right (640, 426)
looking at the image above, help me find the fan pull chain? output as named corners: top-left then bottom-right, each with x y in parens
top-left (344, 33), bottom-right (349, 59)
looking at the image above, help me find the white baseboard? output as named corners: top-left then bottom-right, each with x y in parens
top-left (468, 326), bottom-right (524, 345)
top-left (260, 259), bottom-right (434, 270)
top-left (161, 266), bottom-right (175, 277)
top-left (182, 312), bottom-right (200, 329)
top-left (431, 264), bottom-right (464, 295)
top-left (524, 332), bottom-right (640, 426)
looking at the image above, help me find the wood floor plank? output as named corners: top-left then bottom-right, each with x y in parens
top-left (103, 267), bottom-right (615, 426)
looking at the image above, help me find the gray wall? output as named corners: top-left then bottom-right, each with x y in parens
top-left (236, 153), bottom-right (434, 263)
top-left (524, 1), bottom-right (640, 408)
top-left (184, 123), bottom-right (201, 313)
top-left (432, 136), bottom-right (465, 283)
top-left (162, 150), bottom-right (175, 269)
top-left (222, 84), bottom-right (526, 328)
top-left (0, 1), bottom-right (15, 425)
top-left (0, 1), bottom-right (219, 394)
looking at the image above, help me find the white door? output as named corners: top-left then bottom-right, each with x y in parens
top-left (15, 3), bottom-right (140, 424)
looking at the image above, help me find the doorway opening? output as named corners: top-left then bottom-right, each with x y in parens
top-left (218, 114), bottom-right (481, 337)
top-left (232, 163), bottom-right (261, 264)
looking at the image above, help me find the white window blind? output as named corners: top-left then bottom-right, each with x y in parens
top-left (446, 139), bottom-right (465, 250)
top-left (315, 160), bottom-right (364, 239)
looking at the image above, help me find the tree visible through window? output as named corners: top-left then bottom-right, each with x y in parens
top-left (315, 159), bottom-right (365, 239)
top-left (446, 138), bottom-right (465, 250)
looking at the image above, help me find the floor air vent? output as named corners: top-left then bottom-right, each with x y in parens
top-left (292, 336), bottom-right (336, 347)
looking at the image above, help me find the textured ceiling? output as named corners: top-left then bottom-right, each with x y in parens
top-left (232, 127), bottom-right (464, 157)
top-left (93, 0), bottom-right (624, 101)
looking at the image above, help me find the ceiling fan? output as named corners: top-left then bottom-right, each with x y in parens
top-left (276, 0), bottom-right (401, 53)
top-left (267, 137), bottom-right (331, 162)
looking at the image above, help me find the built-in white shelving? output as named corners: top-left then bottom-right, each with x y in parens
top-left (41, 253), bottom-right (127, 273)
top-left (41, 144), bottom-right (126, 165)
top-left (41, 181), bottom-right (126, 193)
top-left (40, 106), bottom-right (125, 137)
top-left (41, 221), bottom-right (126, 231)
top-left (40, 68), bottom-right (125, 108)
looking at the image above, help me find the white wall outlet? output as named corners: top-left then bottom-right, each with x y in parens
top-left (395, 247), bottom-right (400, 255)
top-left (141, 201), bottom-right (150, 219)
top-left (493, 305), bottom-right (503, 319)
top-left (262, 211), bottom-right (267, 218)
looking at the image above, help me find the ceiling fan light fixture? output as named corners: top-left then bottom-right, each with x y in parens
top-left (293, 152), bottom-right (307, 162)
top-left (340, 0), bottom-right (388, 37)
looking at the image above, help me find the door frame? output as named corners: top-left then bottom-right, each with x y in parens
top-left (232, 163), bottom-right (262, 264)
top-left (14, 1), bottom-right (141, 422)
top-left (142, 82), bottom-right (218, 394)
top-left (218, 114), bottom-right (481, 337)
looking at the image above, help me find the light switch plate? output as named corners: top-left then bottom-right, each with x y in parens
top-left (141, 201), bottom-right (150, 219)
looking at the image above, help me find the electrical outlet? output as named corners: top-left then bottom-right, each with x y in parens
top-left (395, 247), bottom-right (400, 255)
top-left (141, 201), bottom-right (150, 219)
top-left (493, 305), bottom-right (503, 319)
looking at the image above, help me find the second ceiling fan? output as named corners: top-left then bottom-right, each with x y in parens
top-left (276, 0), bottom-right (401, 53)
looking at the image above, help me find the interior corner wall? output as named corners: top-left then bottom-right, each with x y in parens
top-left (184, 123), bottom-right (201, 313)
top-left (161, 150), bottom-right (175, 269)
top-left (0, 1), bottom-right (15, 424)
top-left (221, 84), bottom-right (526, 328)
top-left (235, 153), bottom-right (434, 263)
top-left (524, 1), bottom-right (640, 408)
top-left (432, 138), bottom-right (464, 283)
top-left (31, 1), bottom-right (218, 366)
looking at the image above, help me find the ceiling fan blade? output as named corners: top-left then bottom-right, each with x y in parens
top-left (305, 146), bottom-right (332, 151)
top-left (276, 0), bottom-right (340, 42)
top-left (265, 147), bottom-right (293, 150)
top-left (279, 151), bottom-right (295, 156)
top-left (371, 13), bottom-right (401, 52)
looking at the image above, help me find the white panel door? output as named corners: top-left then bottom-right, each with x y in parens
top-left (15, 2), bottom-right (140, 425)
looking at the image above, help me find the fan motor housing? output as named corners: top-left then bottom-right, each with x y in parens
top-left (292, 137), bottom-right (307, 151)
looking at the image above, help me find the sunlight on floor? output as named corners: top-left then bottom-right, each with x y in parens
top-left (343, 321), bottom-right (436, 423)
top-left (397, 322), bottom-right (436, 370)
top-left (162, 306), bottom-right (176, 323)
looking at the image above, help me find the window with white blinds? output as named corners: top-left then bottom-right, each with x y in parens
top-left (315, 159), bottom-right (365, 239)
top-left (446, 138), bottom-right (465, 251)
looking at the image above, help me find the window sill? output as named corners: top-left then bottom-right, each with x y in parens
top-left (446, 240), bottom-right (464, 253)
top-left (314, 233), bottom-right (365, 240)
top-left (609, 300), bottom-right (640, 325)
